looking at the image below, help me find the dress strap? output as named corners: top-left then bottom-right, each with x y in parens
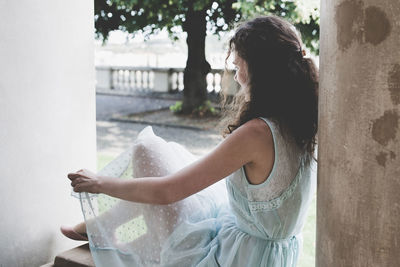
top-left (242, 117), bottom-right (278, 188)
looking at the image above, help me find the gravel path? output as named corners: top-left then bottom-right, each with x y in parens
top-left (96, 93), bottom-right (177, 121)
top-left (96, 94), bottom-right (223, 157)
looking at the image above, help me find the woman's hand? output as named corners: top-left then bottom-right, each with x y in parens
top-left (68, 169), bottom-right (102, 194)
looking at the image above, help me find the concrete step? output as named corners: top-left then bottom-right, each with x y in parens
top-left (50, 243), bottom-right (95, 267)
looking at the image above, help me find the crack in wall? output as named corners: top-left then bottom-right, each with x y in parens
top-left (388, 64), bottom-right (400, 105)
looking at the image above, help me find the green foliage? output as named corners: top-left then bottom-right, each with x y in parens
top-left (170, 100), bottom-right (219, 117)
top-left (193, 100), bottom-right (219, 117)
top-left (233, 0), bottom-right (319, 53)
top-left (95, 0), bottom-right (239, 42)
top-left (95, 0), bottom-right (319, 53)
top-left (169, 101), bottom-right (183, 113)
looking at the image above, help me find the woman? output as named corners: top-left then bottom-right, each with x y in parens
top-left (63, 15), bottom-right (318, 266)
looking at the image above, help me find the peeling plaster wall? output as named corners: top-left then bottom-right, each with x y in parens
top-left (0, 1), bottom-right (96, 266)
top-left (317, 0), bottom-right (400, 266)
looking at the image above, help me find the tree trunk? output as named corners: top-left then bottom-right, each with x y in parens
top-left (181, 7), bottom-right (210, 114)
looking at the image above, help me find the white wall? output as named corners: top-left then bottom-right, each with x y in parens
top-left (0, 1), bottom-right (96, 266)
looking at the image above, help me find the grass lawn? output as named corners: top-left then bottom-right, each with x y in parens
top-left (97, 153), bottom-right (117, 172)
top-left (97, 152), bottom-right (316, 266)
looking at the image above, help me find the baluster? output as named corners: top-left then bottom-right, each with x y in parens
top-left (117, 70), bottom-right (122, 90)
top-left (136, 70), bottom-right (142, 91)
top-left (118, 69), bottom-right (122, 90)
top-left (120, 70), bottom-right (125, 90)
top-left (149, 71), bottom-right (154, 89)
top-left (121, 70), bottom-right (125, 90)
top-left (171, 72), bottom-right (178, 91)
top-left (142, 71), bottom-right (148, 90)
top-left (214, 73), bottom-right (221, 93)
top-left (126, 70), bottom-right (130, 90)
top-left (113, 70), bottom-right (117, 89)
top-left (111, 69), bottom-right (116, 90)
top-left (125, 70), bottom-right (130, 90)
top-left (129, 70), bottom-right (134, 91)
top-left (206, 73), bottom-right (214, 93)
top-left (178, 72), bottom-right (184, 91)
top-left (124, 70), bottom-right (129, 91)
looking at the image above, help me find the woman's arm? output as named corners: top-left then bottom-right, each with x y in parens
top-left (69, 119), bottom-right (273, 204)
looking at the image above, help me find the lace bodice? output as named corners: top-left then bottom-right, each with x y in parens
top-left (228, 117), bottom-right (303, 202)
top-left (225, 117), bottom-right (315, 240)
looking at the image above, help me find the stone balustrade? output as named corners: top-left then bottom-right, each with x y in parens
top-left (96, 66), bottom-right (238, 95)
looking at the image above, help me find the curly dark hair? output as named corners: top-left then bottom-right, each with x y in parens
top-left (220, 15), bottom-right (319, 164)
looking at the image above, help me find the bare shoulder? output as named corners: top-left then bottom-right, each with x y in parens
top-left (234, 118), bottom-right (273, 145)
top-left (238, 118), bottom-right (275, 185)
top-left (223, 118), bottom-right (274, 161)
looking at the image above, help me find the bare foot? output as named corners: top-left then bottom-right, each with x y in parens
top-left (60, 223), bottom-right (88, 241)
top-left (73, 222), bottom-right (87, 234)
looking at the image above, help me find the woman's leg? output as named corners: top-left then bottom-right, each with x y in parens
top-left (76, 128), bottom-right (200, 261)
top-left (104, 135), bottom-right (198, 255)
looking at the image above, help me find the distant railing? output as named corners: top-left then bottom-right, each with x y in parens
top-left (96, 66), bottom-right (238, 95)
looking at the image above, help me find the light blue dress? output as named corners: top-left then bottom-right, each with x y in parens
top-left (76, 117), bottom-right (316, 267)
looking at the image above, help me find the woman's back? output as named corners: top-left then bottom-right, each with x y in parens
top-left (201, 117), bottom-right (315, 266)
top-left (158, 117), bottom-right (316, 266)
top-left (226, 117), bottom-right (315, 235)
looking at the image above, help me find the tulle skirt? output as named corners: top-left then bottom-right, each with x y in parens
top-left (74, 126), bottom-right (301, 267)
top-left (74, 126), bottom-right (229, 266)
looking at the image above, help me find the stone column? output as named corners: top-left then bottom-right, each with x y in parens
top-left (317, 0), bottom-right (400, 266)
top-left (0, 1), bottom-right (96, 266)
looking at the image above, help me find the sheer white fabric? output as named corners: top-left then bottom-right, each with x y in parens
top-left (77, 126), bottom-right (228, 266)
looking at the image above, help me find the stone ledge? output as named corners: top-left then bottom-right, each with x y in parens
top-left (42, 243), bottom-right (94, 267)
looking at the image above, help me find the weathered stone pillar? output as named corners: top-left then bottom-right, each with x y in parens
top-left (317, 0), bottom-right (400, 266)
